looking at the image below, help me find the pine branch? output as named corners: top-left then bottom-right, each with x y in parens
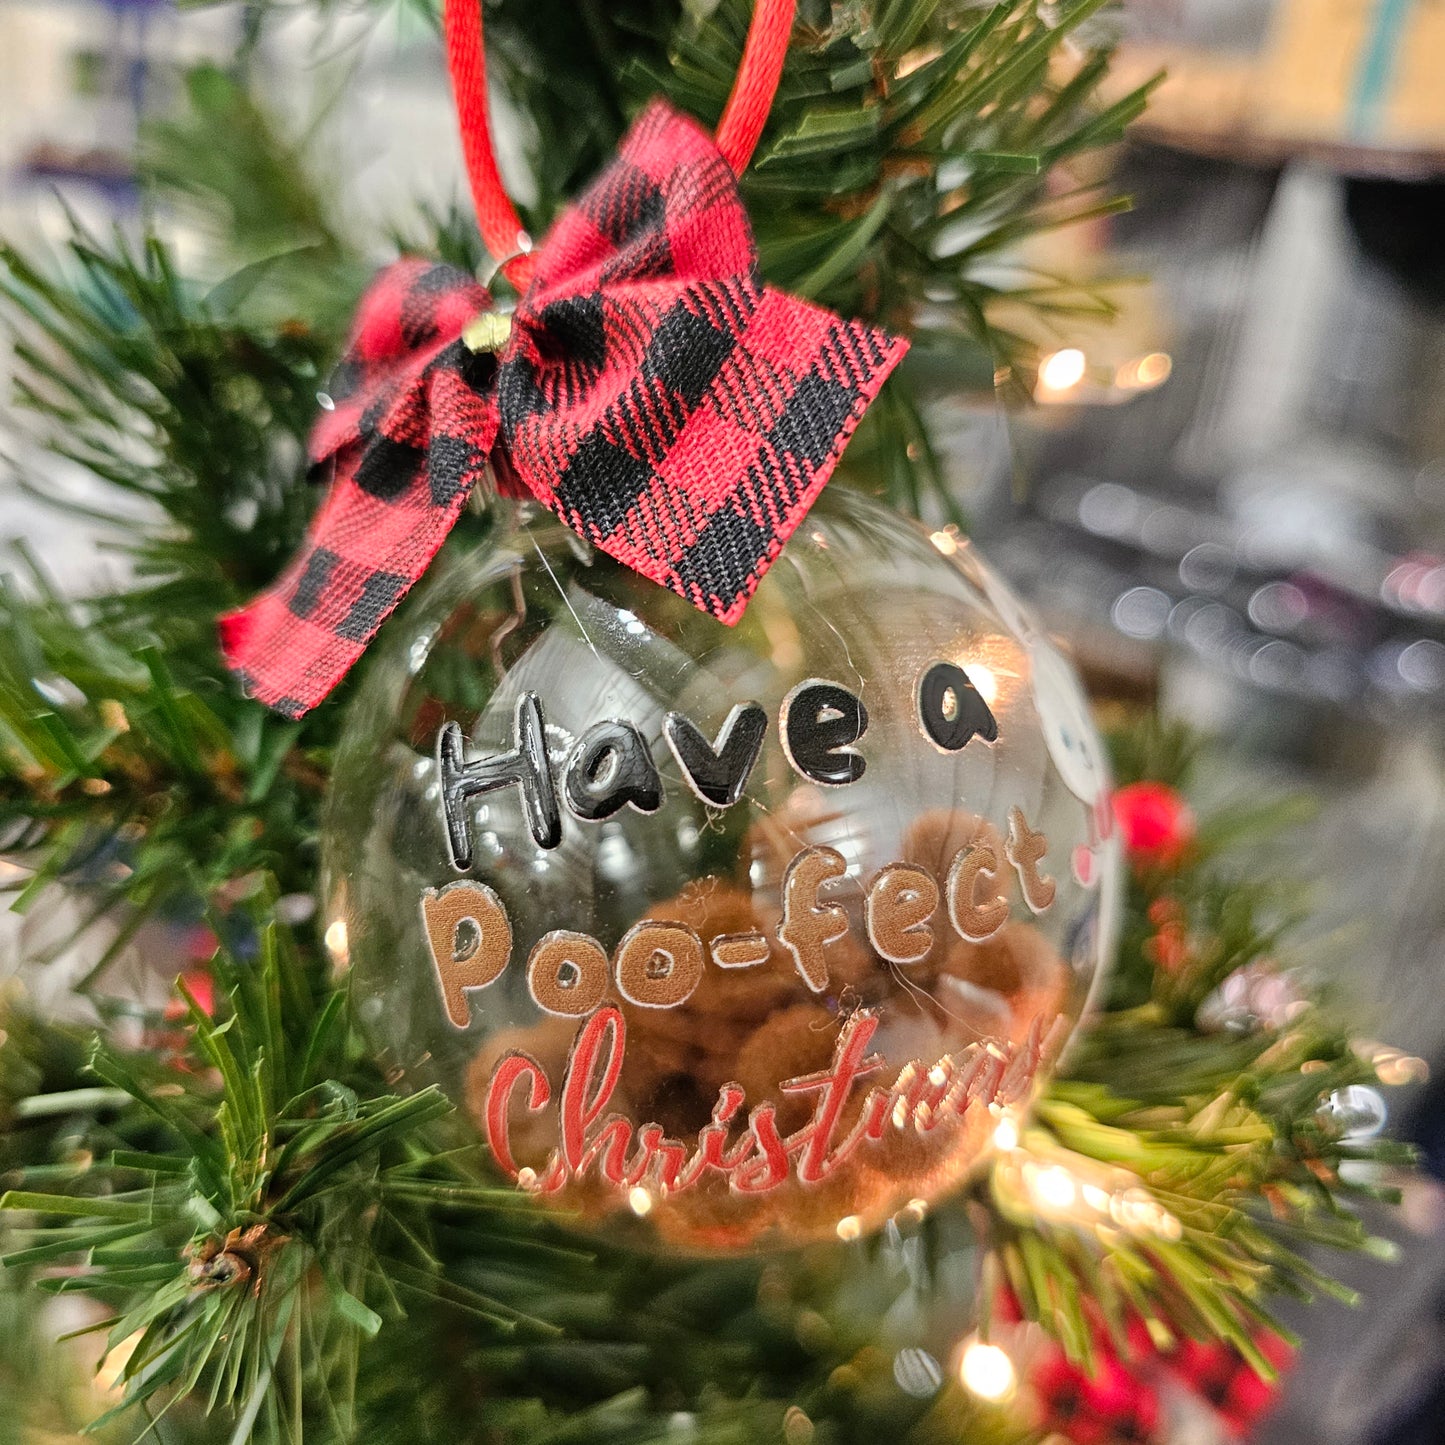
top-left (971, 734), bottom-right (1411, 1377)
top-left (0, 211), bottom-right (350, 951)
top-left (0, 905), bottom-right (558, 1438)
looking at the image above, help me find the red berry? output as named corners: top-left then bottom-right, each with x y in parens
top-left (1112, 782), bottom-right (1195, 867)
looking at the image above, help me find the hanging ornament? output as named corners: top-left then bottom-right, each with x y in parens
top-left (220, 0), bottom-right (1121, 1251)
top-left (319, 488), bottom-right (1119, 1251)
top-left (1112, 781), bottom-right (1195, 869)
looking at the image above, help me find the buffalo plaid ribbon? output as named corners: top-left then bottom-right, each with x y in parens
top-left (220, 100), bottom-right (906, 717)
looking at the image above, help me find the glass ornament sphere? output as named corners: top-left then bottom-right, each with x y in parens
top-left (321, 487), bottom-right (1120, 1253)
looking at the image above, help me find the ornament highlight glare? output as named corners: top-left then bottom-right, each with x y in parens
top-left (322, 488), bottom-right (1120, 1251)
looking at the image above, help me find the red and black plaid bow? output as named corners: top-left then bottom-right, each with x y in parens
top-left (220, 100), bottom-right (906, 717)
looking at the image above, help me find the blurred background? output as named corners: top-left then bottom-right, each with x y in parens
top-left (3, 0), bottom-right (1445, 1440)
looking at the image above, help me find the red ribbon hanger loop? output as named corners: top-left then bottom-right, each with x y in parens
top-left (715, 0), bottom-right (797, 173)
top-left (443, 0), bottom-right (798, 291)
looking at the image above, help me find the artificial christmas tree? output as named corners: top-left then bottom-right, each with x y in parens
top-left (0, 3), bottom-right (1416, 1442)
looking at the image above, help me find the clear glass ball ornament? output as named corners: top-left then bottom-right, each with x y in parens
top-left (321, 487), bottom-right (1120, 1253)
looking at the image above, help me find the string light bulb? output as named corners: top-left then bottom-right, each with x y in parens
top-left (324, 919), bottom-right (349, 967)
top-left (992, 1116), bottom-right (1020, 1151)
top-left (959, 1338), bottom-right (1017, 1402)
top-left (1036, 347), bottom-right (1086, 394)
